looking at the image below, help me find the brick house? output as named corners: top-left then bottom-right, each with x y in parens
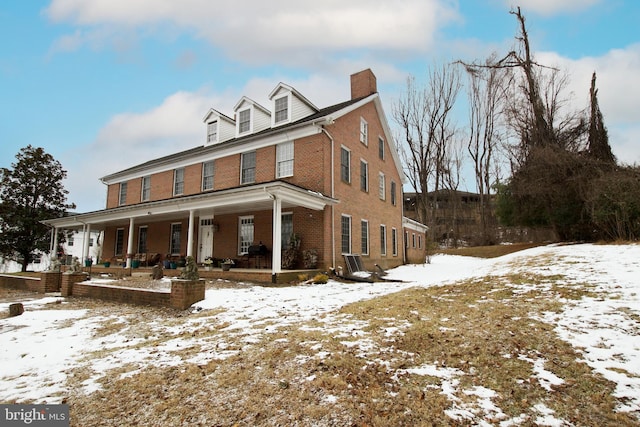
top-left (44, 69), bottom-right (428, 279)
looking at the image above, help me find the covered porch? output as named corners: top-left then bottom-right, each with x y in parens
top-left (44, 181), bottom-right (337, 280)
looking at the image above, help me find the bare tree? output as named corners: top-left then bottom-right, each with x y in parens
top-left (464, 58), bottom-right (509, 244)
top-left (393, 64), bottom-right (461, 242)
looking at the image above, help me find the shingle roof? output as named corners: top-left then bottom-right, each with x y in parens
top-left (102, 96), bottom-right (368, 181)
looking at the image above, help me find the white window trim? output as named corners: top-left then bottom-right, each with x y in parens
top-left (360, 159), bottom-right (368, 192)
top-left (240, 151), bottom-right (256, 185)
top-left (273, 95), bottom-right (290, 126)
top-left (141, 176), bottom-right (150, 202)
top-left (276, 141), bottom-right (294, 178)
top-left (341, 145), bottom-right (351, 184)
top-left (392, 227), bottom-right (398, 256)
top-left (119, 182), bottom-right (127, 206)
top-left (173, 168), bottom-right (184, 196)
top-left (237, 108), bottom-right (252, 135)
top-left (207, 120), bottom-right (218, 144)
top-left (378, 136), bottom-right (385, 160)
top-left (238, 215), bottom-right (255, 255)
top-left (380, 224), bottom-right (387, 256)
top-left (378, 172), bottom-right (386, 200)
top-left (202, 160), bottom-right (215, 191)
top-left (170, 222), bottom-right (182, 256)
top-left (341, 214), bottom-right (352, 255)
top-left (360, 117), bottom-right (368, 145)
top-left (361, 219), bottom-right (369, 255)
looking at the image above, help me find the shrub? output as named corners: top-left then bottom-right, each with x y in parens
top-left (312, 273), bottom-right (328, 284)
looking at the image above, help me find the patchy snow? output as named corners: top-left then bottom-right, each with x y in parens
top-left (0, 243), bottom-right (639, 423)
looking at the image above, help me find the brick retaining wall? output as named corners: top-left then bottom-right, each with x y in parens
top-left (61, 274), bottom-right (203, 310)
top-left (0, 274), bottom-right (43, 293)
top-left (2, 272), bottom-right (204, 310)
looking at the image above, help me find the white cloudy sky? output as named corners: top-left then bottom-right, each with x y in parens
top-left (1, 0), bottom-right (638, 212)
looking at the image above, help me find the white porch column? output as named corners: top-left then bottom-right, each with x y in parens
top-left (271, 196), bottom-right (282, 274)
top-left (126, 217), bottom-right (135, 268)
top-left (187, 210), bottom-right (195, 257)
top-left (51, 227), bottom-right (59, 260)
top-left (83, 223), bottom-right (92, 262)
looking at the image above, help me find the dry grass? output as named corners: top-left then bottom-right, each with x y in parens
top-left (436, 242), bottom-right (544, 258)
top-left (50, 270), bottom-right (639, 426)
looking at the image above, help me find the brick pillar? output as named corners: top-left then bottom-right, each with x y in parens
top-left (40, 271), bottom-right (62, 293)
top-left (170, 279), bottom-right (205, 310)
top-left (61, 273), bottom-right (88, 297)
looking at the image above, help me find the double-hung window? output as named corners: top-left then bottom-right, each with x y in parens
top-left (378, 137), bottom-right (385, 160)
top-left (341, 215), bottom-right (351, 254)
top-left (391, 181), bottom-right (397, 206)
top-left (173, 168), bottom-right (184, 196)
top-left (281, 213), bottom-right (293, 248)
top-left (360, 160), bottom-right (368, 192)
top-left (239, 216), bottom-right (254, 255)
top-left (170, 223), bottom-right (181, 255)
top-left (138, 226), bottom-right (148, 253)
top-left (238, 109), bottom-right (251, 134)
top-left (115, 229), bottom-right (124, 256)
top-left (202, 161), bottom-right (214, 191)
top-left (361, 220), bottom-right (369, 255)
top-left (119, 182), bottom-right (127, 206)
top-left (380, 225), bottom-right (387, 256)
top-left (392, 228), bottom-right (398, 256)
top-left (360, 118), bottom-right (368, 145)
top-left (141, 176), bottom-right (150, 202)
top-left (207, 121), bottom-right (218, 144)
top-left (276, 141), bottom-right (294, 178)
top-left (274, 96), bottom-right (288, 124)
top-left (241, 151), bottom-right (256, 184)
top-left (378, 172), bottom-right (386, 200)
top-left (340, 147), bottom-right (350, 183)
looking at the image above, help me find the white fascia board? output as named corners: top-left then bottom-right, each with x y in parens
top-left (43, 182), bottom-right (337, 228)
top-left (269, 82), bottom-right (318, 111)
top-left (328, 93), bottom-right (406, 185)
top-left (374, 96), bottom-right (406, 185)
top-left (203, 108), bottom-right (234, 124)
top-left (402, 216), bottom-right (429, 232)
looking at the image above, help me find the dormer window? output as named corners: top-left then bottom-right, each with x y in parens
top-left (207, 121), bottom-right (218, 144)
top-left (274, 96), bottom-right (288, 124)
top-left (238, 109), bottom-right (251, 134)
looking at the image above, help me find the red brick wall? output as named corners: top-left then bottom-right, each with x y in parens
top-left (324, 103), bottom-right (404, 271)
top-left (404, 228), bottom-right (428, 264)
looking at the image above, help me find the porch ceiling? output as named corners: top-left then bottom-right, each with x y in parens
top-left (43, 182), bottom-right (337, 230)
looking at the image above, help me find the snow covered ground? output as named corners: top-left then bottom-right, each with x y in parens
top-left (1, 243), bottom-right (639, 423)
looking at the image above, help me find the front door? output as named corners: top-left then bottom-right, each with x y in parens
top-left (198, 217), bottom-right (214, 263)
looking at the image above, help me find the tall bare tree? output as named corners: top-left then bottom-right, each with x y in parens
top-left (464, 57), bottom-right (509, 244)
top-left (393, 64), bottom-right (461, 241)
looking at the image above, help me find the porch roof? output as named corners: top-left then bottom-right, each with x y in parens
top-left (43, 181), bottom-right (337, 230)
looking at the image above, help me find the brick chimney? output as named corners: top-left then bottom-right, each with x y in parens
top-left (350, 69), bottom-right (377, 100)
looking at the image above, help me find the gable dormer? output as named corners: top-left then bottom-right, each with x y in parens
top-left (269, 83), bottom-right (318, 127)
top-left (233, 97), bottom-right (271, 137)
top-left (203, 108), bottom-right (235, 146)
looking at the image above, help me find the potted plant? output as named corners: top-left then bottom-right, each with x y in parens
top-left (221, 258), bottom-right (234, 271)
top-left (204, 256), bottom-right (214, 271)
top-left (163, 255), bottom-right (172, 269)
top-left (84, 257), bottom-right (92, 267)
top-left (103, 260), bottom-right (111, 268)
